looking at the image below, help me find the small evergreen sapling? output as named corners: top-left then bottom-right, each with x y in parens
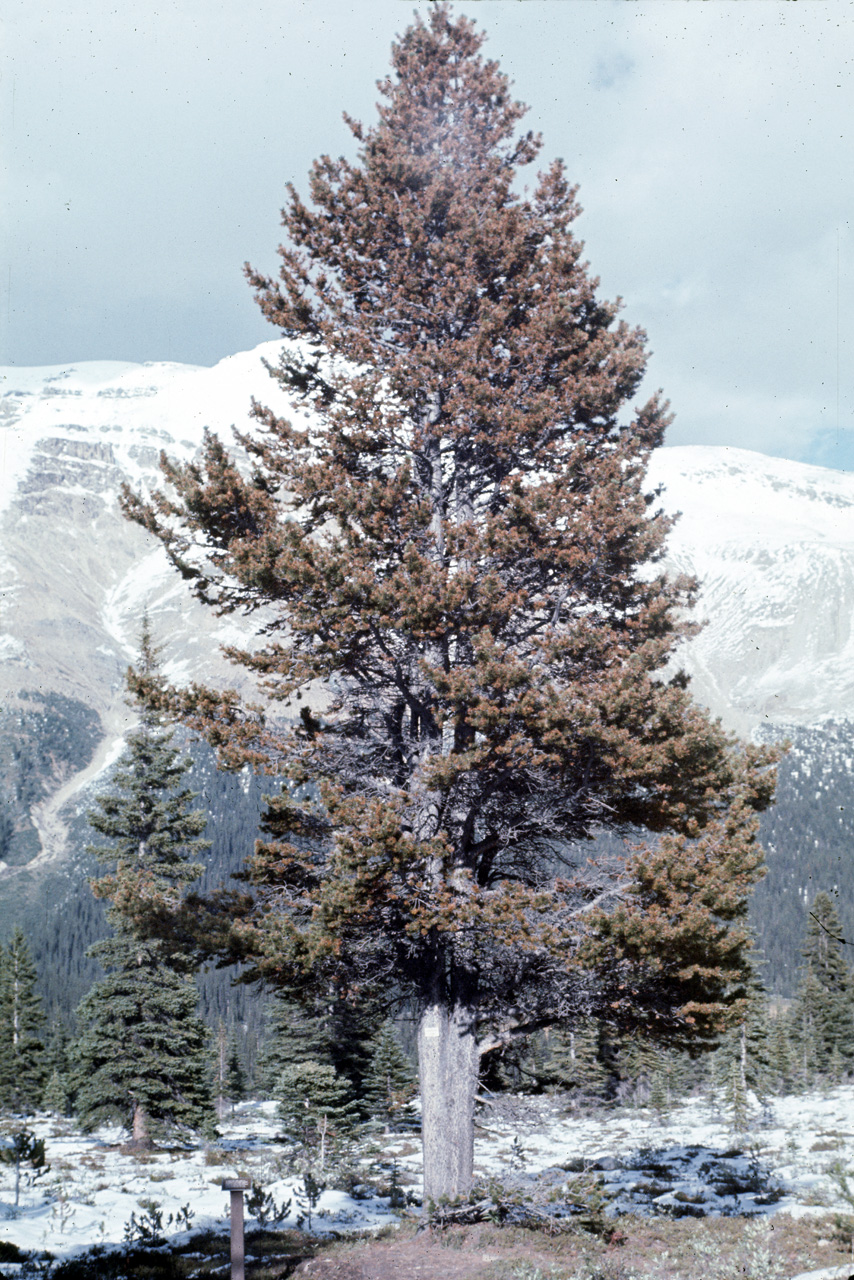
top-left (294, 1170), bottom-right (325, 1232)
top-left (276, 1061), bottom-right (359, 1168)
top-left (41, 1071), bottom-right (68, 1118)
top-left (362, 1020), bottom-right (417, 1131)
top-left (246, 1181), bottom-right (292, 1227)
top-left (0, 1130), bottom-right (49, 1210)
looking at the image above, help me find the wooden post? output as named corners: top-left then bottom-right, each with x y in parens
top-left (222, 1177), bottom-right (251, 1280)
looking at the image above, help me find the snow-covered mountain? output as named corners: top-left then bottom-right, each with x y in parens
top-left (647, 447), bottom-right (854, 736)
top-left (1, 343), bottom-right (852, 919)
top-left (0, 342), bottom-right (295, 715)
top-left (0, 345), bottom-right (293, 878)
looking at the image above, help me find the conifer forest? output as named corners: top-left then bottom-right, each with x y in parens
top-left (3, 6), bottom-right (854, 1277)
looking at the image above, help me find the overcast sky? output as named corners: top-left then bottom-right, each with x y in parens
top-left (2, 1), bottom-right (852, 468)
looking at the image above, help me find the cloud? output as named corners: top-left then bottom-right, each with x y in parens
top-left (2, 0), bottom-right (852, 467)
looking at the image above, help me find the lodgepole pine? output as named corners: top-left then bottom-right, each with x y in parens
top-left (123, 5), bottom-right (777, 1199)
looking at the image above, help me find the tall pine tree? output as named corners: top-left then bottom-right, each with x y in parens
top-left (124, 6), bottom-right (777, 1198)
top-left (72, 623), bottom-right (213, 1146)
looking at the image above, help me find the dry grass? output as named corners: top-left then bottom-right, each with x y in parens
top-left (21, 1210), bottom-right (854, 1278)
top-left (289, 1212), bottom-right (854, 1280)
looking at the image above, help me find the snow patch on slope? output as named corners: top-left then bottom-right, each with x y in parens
top-left (647, 446), bottom-right (854, 732)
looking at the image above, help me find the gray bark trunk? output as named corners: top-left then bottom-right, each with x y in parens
top-left (417, 1002), bottom-right (480, 1203)
top-left (130, 1102), bottom-right (154, 1151)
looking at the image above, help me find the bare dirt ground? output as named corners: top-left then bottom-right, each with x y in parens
top-left (291, 1230), bottom-right (558, 1279)
top-left (287, 1215), bottom-right (854, 1280)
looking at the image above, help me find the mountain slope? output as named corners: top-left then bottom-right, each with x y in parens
top-left (1, 344), bottom-right (852, 998)
top-left (647, 446), bottom-right (854, 735)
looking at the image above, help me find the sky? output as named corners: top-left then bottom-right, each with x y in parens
top-left (2, 0), bottom-right (853, 469)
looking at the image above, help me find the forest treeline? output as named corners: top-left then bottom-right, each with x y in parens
top-left (0, 650), bottom-right (847, 1141)
top-left (2, 652), bottom-right (849, 1146)
top-left (3, 706), bottom-right (849, 1034)
top-left (2, 886), bottom-right (852, 1144)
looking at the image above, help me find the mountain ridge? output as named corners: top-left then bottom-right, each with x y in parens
top-left (1, 344), bottom-right (851, 998)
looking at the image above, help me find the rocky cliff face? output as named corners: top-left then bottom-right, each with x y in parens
top-left (1, 344), bottom-right (852, 993)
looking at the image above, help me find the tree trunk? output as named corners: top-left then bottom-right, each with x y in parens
top-left (417, 1002), bottom-right (480, 1203)
top-left (129, 1102), bottom-right (154, 1151)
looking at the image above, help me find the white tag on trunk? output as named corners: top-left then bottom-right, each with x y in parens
top-left (423, 1027), bottom-right (440, 1038)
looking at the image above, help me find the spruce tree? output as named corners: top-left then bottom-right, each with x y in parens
top-left (72, 624), bottom-right (213, 1146)
top-left (258, 992), bottom-right (378, 1099)
top-left (43, 1021), bottom-right (72, 1085)
top-left (789, 968), bottom-right (822, 1090)
top-left (276, 1062), bottom-right (359, 1168)
top-left (258, 999), bottom-right (333, 1098)
top-left (39, 1020), bottom-right (73, 1117)
top-left (0, 928), bottom-right (47, 1114)
top-left (543, 1020), bottom-right (608, 1100)
top-left (214, 1021), bottom-right (248, 1117)
top-left (617, 1038), bottom-right (680, 1109)
top-left (225, 1036), bottom-right (247, 1109)
top-left (790, 892), bottom-right (854, 1079)
top-left (123, 5), bottom-right (777, 1198)
top-left (711, 981), bottom-right (773, 1111)
top-left (41, 1070), bottom-right (69, 1118)
top-left (723, 1051), bottom-right (750, 1135)
top-left (362, 1020), bottom-right (417, 1130)
top-left (73, 937), bottom-right (212, 1142)
top-left (769, 1011), bottom-right (794, 1096)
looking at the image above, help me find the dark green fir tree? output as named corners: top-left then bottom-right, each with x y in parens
top-left (276, 1061), bottom-right (360, 1168)
top-left (362, 1019), bottom-right (417, 1130)
top-left (43, 1020), bottom-right (72, 1085)
top-left (41, 1069), bottom-right (69, 1118)
top-left (258, 999), bottom-right (331, 1098)
top-left (0, 928), bottom-right (47, 1114)
top-left (225, 1036), bottom-right (247, 1109)
top-left (73, 936), bottom-right (213, 1144)
top-left (39, 1020), bottom-right (73, 1117)
top-left (214, 1021), bottom-right (248, 1117)
top-left (790, 892), bottom-right (854, 1081)
top-left (71, 621), bottom-right (214, 1146)
top-left (258, 992), bottom-right (379, 1100)
top-left (768, 1008), bottom-right (795, 1096)
top-left (789, 968), bottom-right (822, 1090)
top-left (543, 1019), bottom-right (609, 1100)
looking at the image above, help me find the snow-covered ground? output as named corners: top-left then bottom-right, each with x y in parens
top-left (467, 1087), bottom-right (854, 1218)
top-left (0, 1101), bottom-right (390, 1261)
top-left (2, 1089), bottom-right (854, 1265)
